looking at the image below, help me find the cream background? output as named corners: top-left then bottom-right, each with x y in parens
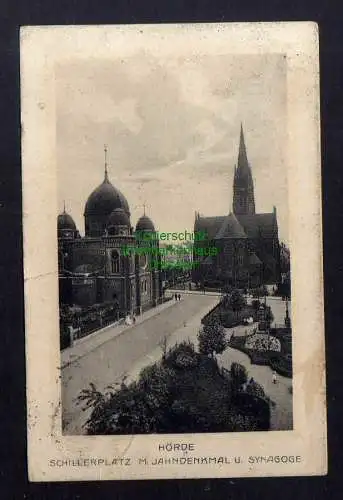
top-left (56, 52), bottom-right (288, 242)
top-left (21, 22), bottom-right (326, 481)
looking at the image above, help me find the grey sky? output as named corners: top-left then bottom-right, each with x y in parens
top-left (57, 52), bottom-right (288, 242)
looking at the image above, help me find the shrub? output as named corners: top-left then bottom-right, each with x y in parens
top-left (246, 379), bottom-right (266, 399)
top-left (252, 285), bottom-right (269, 298)
top-left (198, 318), bottom-right (226, 358)
top-left (230, 362), bottom-right (248, 392)
top-left (164, 341), bottom-right (198, 370)
top-left (251, 299), bottom-right (261, 310)
top-left (80, 343), bottom-right (270, 434)
top-left (224, 289), bottom-right (246, 315)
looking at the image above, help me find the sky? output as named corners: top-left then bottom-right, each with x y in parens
top-left (56, 52), bottom-right (289, 242)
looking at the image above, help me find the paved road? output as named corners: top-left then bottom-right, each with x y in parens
top-left (62, 294), bottom-right (218, 434)
top-left (62, 294), bottom-right (292, 434)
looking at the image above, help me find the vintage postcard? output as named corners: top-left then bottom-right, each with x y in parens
top-left (21, 23), bottom-right (326, 481)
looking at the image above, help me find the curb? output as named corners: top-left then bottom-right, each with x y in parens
top-left (61, 298), bottom-right (179, 369)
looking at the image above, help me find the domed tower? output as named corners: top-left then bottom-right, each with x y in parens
top-left (135, 214), bottom-right (155, 233)
top-left (135, 209), bottom-right (157, 263)
top-left (107, 208), bottom-right (131, 236)
top-left (57, 204), bottom-right (78, 239)
top-left (84, 146), bottom-right (131, 237)
top-left (134, 208), bottom-right (161, 310)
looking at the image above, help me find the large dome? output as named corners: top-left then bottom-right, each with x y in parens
top-left (136, 214), bottom-right (155, 232)
top-left (84, 176), bottom-right (130, 217)
top-left (57, 211), bottom-right (77, 231)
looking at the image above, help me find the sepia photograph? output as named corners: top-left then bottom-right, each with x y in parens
top-left (22, 23), bottom-right (326, 480)
top-left (57, 51), bottom-right (292, 436)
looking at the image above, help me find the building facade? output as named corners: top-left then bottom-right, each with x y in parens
top-left (58, 161), bottom-right (162, 316)
top-left (193, 125), bottom-right (281, 288)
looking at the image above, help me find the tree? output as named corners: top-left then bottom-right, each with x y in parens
top-left (221, 284), bottom-right (232, 296)
top-left (246, 379), bottom-right (265, 399)
top-left (230, 362), bottom-right (248, 392)
top-left (197, 318), bottom-right (226, 358)
top-left (227, 290), bottom-right (246, 320)
top-left (280, 241), bottom-right (291, 274)
top-left (79, 342), bottom-right (270, 435)
top-left (265, 305), bottom-right (274, 327)
top-left (253, 285), bottom-right (269, 298)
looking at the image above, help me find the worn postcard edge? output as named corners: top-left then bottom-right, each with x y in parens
top-left (20, 22), bottom-right (327, 481)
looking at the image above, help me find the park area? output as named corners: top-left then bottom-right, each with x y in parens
top-left (202, 290), bottom-right (292, 378)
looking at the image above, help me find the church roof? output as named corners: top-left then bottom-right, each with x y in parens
top-left (214, 213), bottom-right (247, 239)
top-left (194, 215), bottom-right (226, 240)
top-left (249, 253), bottom-right (262, 265)
top-left (195, 212), bottom-right (277, 243)
top-left (237, 213), bottom-right (276, 239)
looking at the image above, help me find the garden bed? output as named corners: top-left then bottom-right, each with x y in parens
top-left (229, 335), bottom-right (292, 378)
top-left (202, 303), bottom-right (257, 328)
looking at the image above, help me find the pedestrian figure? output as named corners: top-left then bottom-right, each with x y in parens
top-left (133, 315), bottom-right (136, 325)
top-left (272, 371), bottom-right (277, 384)
top-left (178, 293), bottom-right (181, 301)
top-left (175, 293), bottom-right (177, 301)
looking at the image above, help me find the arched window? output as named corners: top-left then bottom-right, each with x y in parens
top-left (111, 250), bottom-right (120, 273)
top-left (144, 280), bottom-right (147, 292)
top-left (139, 254), bottom-right (147, 270)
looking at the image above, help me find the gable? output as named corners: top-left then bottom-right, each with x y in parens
top-left (237, 213), bottom-right (277, 239)
top-left (194, 216), bottom-right (226, 241)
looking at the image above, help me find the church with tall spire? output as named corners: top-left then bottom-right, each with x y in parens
top-left (57, 146), bottom-right (162, 314)
top-left (193, 125), bottom-right (281, 288)
top-left (233, 124), bottom-right (256, 216)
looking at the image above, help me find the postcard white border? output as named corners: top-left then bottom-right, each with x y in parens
top-left (21, 22), bottom-right (326, 481)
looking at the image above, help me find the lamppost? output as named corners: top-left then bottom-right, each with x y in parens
top-left (285, 297), bottom-right (291, 328)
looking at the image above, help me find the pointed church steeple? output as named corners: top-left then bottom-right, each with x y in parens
top-left (238, 123), bottom-right (249, 171)
top-left (232, 124), bottom-right (255, 215)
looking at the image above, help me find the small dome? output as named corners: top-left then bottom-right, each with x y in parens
top-left (136, 214), bottom-right (155, 232)
top-left (107, 208), bottom-right (130, 228)
top-left (58, 211), bottom-right (77, 231)
top-left (84, 176), bottom-right (130, 217)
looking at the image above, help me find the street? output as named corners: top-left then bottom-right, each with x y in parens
top-left (62, 293), bottom-right (218, 434)
top-left (62, 293), bottom-right (292, 434)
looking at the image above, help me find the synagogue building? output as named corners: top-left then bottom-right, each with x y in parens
top-left (57, 151), bottom-right (163, 315)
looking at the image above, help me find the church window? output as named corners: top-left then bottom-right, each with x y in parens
top-left (111, 250), bottom-right (120, 273)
